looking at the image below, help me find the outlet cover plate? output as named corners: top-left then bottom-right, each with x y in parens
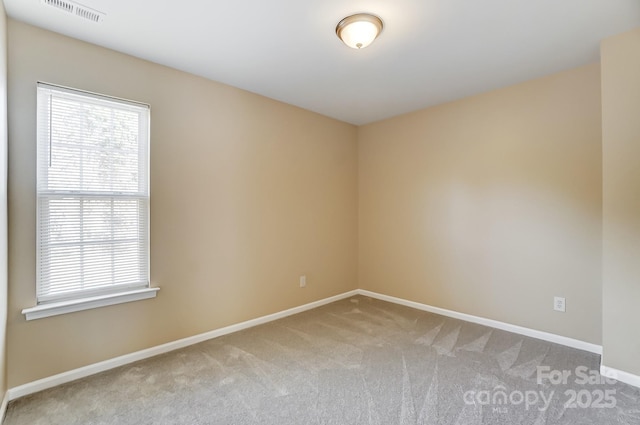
top-left (554, 296), bottom-right (566, 312)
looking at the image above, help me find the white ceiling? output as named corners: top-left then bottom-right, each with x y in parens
top-left (4, 0), bottom-right (640, 125)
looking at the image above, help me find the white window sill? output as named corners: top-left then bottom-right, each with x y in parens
top-left (22, 287), bottom-right (160, 321)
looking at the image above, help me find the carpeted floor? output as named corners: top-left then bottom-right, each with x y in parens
top-left (5, 296), bottom-right (640, 424)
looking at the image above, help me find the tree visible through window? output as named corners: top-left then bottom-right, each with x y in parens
top-left (36, 83), bottom-right (150, 304)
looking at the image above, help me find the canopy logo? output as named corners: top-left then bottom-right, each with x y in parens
top-left (462, 366), bottom-right (617, 413)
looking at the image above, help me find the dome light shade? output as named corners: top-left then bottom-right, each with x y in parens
top-left (336, 13), bottom-right (384, 49)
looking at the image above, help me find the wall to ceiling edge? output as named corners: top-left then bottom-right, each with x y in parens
top-left (601, 28), bottom-right (640, 376)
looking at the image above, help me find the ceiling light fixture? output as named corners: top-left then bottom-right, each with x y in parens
top-left (336, 13), bottom-right (384, 50)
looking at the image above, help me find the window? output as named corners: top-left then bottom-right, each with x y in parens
top-left (32, 83), bottom-right (153, 314)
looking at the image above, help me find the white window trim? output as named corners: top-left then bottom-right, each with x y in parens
top-left (25, 82), bottom-right (156, 319)
top-left (22, 287), bottom-right (159, 321)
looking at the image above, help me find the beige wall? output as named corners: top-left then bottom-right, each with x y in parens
top-left (601, 28), bottom-right (640, 375)
top-left (358, 64), bottom-right (603, 344)
top-left (7, 20), bottom-right (358, 387)
top-left (7, 16), bottom-right (628, 390)
top-left (0, 1), bottom-right (8, 399)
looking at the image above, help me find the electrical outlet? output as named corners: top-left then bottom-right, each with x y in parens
top-left (554, 296), bottom-right (566, 312)
top-left (299, 275), bottom-right (307, 288)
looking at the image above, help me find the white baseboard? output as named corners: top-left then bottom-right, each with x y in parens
top-left (356, 289), bottom-right (603, 355)
top-left (601, 364), bottom-right (640, 389)
top-left (0, 391), bottom-right (8, 423)
top-left (7, 290), bottom-right (359, 401)
top-left (7, 287), bottom-right (607, 402)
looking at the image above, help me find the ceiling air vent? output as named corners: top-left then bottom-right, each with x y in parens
top-left (42, 0), bottom-right (73, 14)
top-left (41, 0), bottom-right (105, 23)
top-left (75, 6), bottom-right (102, 23)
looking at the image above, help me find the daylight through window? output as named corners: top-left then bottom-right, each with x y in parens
top-left (36, 83), bottom-right (150, 304)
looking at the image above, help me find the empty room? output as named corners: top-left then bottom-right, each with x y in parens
top-left (0, 0), bottom-right (639, 424)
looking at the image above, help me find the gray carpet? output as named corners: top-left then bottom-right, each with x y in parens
top-left (5, 296), bottom-right (640, 424)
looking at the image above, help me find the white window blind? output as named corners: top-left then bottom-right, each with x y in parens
top-left (36, 83), bottom-right (150, 304)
